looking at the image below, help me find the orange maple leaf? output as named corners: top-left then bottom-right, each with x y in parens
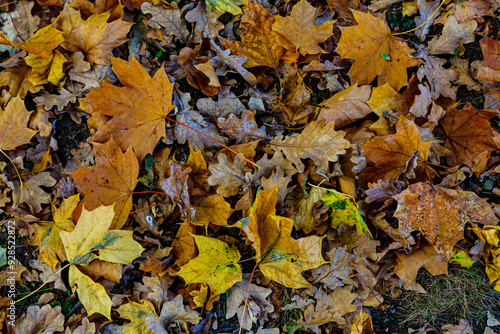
top-left (70, 139), bottom-right (139, 229)
top-left (219, 0), bottom-right (284, 68)
top-left (336, 11), bottom-right (420, 90)
top-left (88, 56), bottom-right (174, 162)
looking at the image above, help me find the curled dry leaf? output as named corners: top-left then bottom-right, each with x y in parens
top-left (362, 116), bottom-right (432, 185)
top-left (13, 305), bottom-right (64, 334)
top-left (208, 154), bottom-right (252, 197)
top-left (160, 161), bottom-right (195, 221)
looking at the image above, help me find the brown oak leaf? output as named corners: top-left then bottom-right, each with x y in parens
top-left (160, 161), bottom-right (195, 221)
top-left (270, 119), bottom-right (350, 173)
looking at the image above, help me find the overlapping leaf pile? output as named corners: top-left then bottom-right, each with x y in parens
top-left (0, 0), bottom-right (499, 333)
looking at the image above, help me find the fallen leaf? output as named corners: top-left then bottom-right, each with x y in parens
top-left (442, 319), bottom-right (473, 334)
top-left (440, 103), bottom-right (498, 168)
top-left (299, 286), bottom-right (357, 328)
top-left (322, 190), bottom-right (370, 236)
top-left (59, 204), bottom-right (144, 319)
top-left (30, 194), bottom-right (79, 269)
top-left (176, 234), bottom-right (242, 299)
top-left (160, 161), bottom-right (195, 221)
top-left (142, 3), bottom-right (190, 42)
top-left (175, 110), bottom-right (228, 151)
top-left (450, 58), bottom-right (481, 91)
top-left (207, 154), bottom-right (252, 197)
top-left (117, 299), bottom-right (157, 334)
top-left (70, 0), bottom-right (124, 21)
top-left (0, 20), bottom-right (64, 59)
top-left (9, 172), bottom-right (56, 213)
top-left (394, 182), bottom-right (491, 260)
top-left (243, 186), bottom-right (327, 288)
top-left (480, 36), bottom-right (500, 71)
top-left (414, 46), bottom-right (458, 99)
top-left (226, 275), bottom-right (274, 330)
top-left (272, 0), bottom-right (334, 56)
top-left (362, 116), bottom-right (432, 185)
top-left (438, 0), bottom-right (493, 24)
top-left (0, 96), bottom-right (37, 151)
top-left (206, 0), bottom-right (247, 15)
top-left (270, 119), bottom-right (350, 173)
top-left (13, 305), bottom-right (64, 334)
top-left (366, 83), bottom-right (412, 135)
top-left (145, 295), bottom-right (201, 333)
top-left (318, 84), bottom-right (372, 129)
top-left (219, 0), bottom-right (284, 68)
top-left (350, 312), bottom-right (374, 334)
top-left (70, 139), bottom-right (139, 229)
top-left (56, 6), bottom-right (130, 65)
top-left (290, 186), bottom-right (329, 233)
top-left (427, 16), bottom-right (476, 55)
top-left (414, 0), bottom-right (442, 41)
top-left (217, 109), bottom-right (267, 143)
top-left (211, 41), bottom-right (257, 86)
top-left (394, 244), bottom-right (448, 287)
top-left (88, 56), bottom-right (174, 162)
top-left (336, 10), bottom-right (420, 90)
top-left (190, 194), bottom-right (235, 227)
top-left (309, 246), bottom-right (357, 290)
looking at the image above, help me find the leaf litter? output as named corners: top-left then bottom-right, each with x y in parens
top-left (0, 0), bottom-right (499, 333)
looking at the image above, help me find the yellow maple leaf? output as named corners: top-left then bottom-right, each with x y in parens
top-left (117, 299), bottom-right (157, 334)
top-left (176, 235), bottom-right (242, 302)
top-left (30, 194), bottom-right (80, 270)
top-left (272, 0), bottom-right (334, 56)
top-left (336, 11), bottom-right (420, 90)
top-left (243, 187), bottom-right (327, 288)
top-left (59, 204), bottom-right (144, 319)
top-left (0, 20), bottom-right (64, 58)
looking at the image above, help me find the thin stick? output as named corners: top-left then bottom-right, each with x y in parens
top-left (238, 262), bottom-right (259, 334)
top-left (8, 3), bottom-right (25, 42)
top-left (165, 115), bottom-right (262, 170)
top-left (391, 0), bottom-right (445, 36)
top-left (132, 191), bottom-right (167, 196)
top-left (130, 201), bottom-right (170, 214)
top-left (454, 243), bottom-right (485, 266)
top-left (0, 149), bottom-right (23, 187)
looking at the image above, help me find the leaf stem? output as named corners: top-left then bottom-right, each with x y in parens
top-left (238, 262), bottom-right (259, 334)
top-left (16, 262), bottom-right (71, 304)
top-left (0, 148), bottom-right (23, 188)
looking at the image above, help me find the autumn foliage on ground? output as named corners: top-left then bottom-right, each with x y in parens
top-left (0, 0), bottom-right (499, 333)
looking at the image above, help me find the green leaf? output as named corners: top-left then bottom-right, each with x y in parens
top-left (322, 190), bottom-right (371, 236)
top-left (205, 0), bottom-right (248, 15)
